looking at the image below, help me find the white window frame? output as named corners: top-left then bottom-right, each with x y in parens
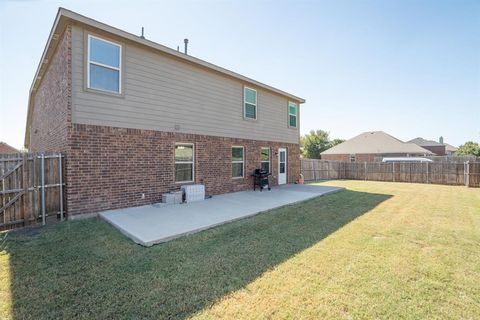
top-left (261, 147), bottom-right (271, 173)
top-left (175, 143), bottom-right (195, 183)
top-left (350, 154), bottom-right (356, 162)
top-left (288, 101), bottom-right (298, 128)
top-left (232, 146), bottom-right (245, 178)
top-left (87, 34), bottom-right (122, 94)
top-left (244, 87), bottom-right (257, 120)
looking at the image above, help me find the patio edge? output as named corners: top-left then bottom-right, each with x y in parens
top-left (101, 186), bottom-right (344, 247)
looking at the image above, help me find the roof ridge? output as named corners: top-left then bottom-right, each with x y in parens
top-left (321, 131), bottom-right (435, 155)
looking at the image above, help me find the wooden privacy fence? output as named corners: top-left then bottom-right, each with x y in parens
top-left (0, 152), bottom-right (65, 231)
top-left (301, 159), bottom-right (480, 187)
top-left (372, 155), bottom-right (479, 163)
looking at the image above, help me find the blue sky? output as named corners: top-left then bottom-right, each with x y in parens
top-left (0, 0), bottom-right (479, 149)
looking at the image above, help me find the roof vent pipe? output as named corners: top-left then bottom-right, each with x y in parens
top-left (184, 38), bottom-right (189, 55)
top-left (140, 27), bottom-right (145, 39)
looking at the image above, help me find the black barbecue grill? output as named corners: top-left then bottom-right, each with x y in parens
top-left (252, 169), bottom-right (271, 191)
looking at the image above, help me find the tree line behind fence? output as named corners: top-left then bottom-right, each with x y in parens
top-left (0, 152), bottom-right (65, 231)
top-left (301, 159), bottom-right (480, 187)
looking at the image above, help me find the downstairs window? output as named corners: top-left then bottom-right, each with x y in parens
top-left (175, 143), bottom-right (194, 182)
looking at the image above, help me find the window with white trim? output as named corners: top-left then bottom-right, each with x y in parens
top-left (232, 146), bottom-right (244, 178)
top-left (175, 143), bottom-right (194, 182)
top-left (87, 35), bottom-right (121, 94)
top-left (244, 87), bottom-right (257, 119)
top-left (260, 147), bottom-right (270, 173)
top-left (288, 102), bottom-right (298, 128)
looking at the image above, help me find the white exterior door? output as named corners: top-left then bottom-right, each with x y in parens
top-left (278, 148), bottom-right (287, 185)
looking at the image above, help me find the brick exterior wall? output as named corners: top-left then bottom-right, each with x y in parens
top-left (421, 145), bottom-right (446, 156)
top-left (27, 24), bottom-right (302, 216)
top-left (29, 25), bottom-right (72, 152)
top-left (321, 154), bottom-right (352, 162)
top-left (66, 124), bottom-right (300, 215)
top-left (322, 153), bottom-right (427, 162)
top-left (322, 154), bottom-right (384, 162)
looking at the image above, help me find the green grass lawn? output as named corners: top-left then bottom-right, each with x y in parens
top-left (1, 181), bottom-right (479, 319)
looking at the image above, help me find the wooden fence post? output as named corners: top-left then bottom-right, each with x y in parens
top-left (364, 162), bottom-right (367, 181)
top-left (59, 153), bottom-right (64, 221)
top-left (409, 162), bottom-right (412, 182)
top-left (1, 160), bottom-right (5, 226)
top-left (33, 155), bottom-right (38, 223)
top-left (41, 154), bottom-right (46, 226)
top-left (392, 162), bottom-right (395, 182)
top-left (465, 161), bottom-right (470, 187)
top-left (426, 162), bottom-right (429, 184)
top-left (22, 154), bottom-right (28, 225)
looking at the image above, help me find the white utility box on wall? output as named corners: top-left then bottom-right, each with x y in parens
top-left (181, 184), bottom-right (205, 203)
top-left (161, 191), bottom-right (183, 204)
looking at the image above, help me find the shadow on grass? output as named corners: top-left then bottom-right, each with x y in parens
top-left (2, 189), bottom-right (391, 319)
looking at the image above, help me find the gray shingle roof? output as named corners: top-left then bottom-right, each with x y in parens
top-left (321, 131), bottom-right (434, 155)
top-left (408, 137), bottom-right (443, 147)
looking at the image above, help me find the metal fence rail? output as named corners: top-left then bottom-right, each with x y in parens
top-left (301, 159), bottom-right (480, 187)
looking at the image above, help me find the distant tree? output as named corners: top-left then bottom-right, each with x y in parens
top-left (300, 130), bottom-right (344, 159)
top-left (456, 141), bottom-right (480, 157)
top-left (329, 138), bottom-right (345, 148)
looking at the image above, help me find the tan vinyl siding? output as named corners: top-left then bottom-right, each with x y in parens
top-left (71, 25), bottom-right (300, 144)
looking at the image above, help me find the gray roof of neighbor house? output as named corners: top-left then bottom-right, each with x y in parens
top-left (321, 131), bottom-right (434, 155)
top-left (408, 137), bottom-right (444, 147)
top-left (25, 8), bottom-right (305, 147)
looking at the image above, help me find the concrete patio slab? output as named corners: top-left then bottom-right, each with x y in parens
top-left (100, 184), bottom-right (344, 246)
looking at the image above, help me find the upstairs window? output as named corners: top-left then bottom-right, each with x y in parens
top-left (260, 147), bottom-right (270, 173)
top-left (87, 35), bottom-right (121, 94)
top-left (232, 146), bottom-right (244, 178)
top-left (175, 143), bottom-right (194, 182)
top-left (244, 87), bottom-right (257, 120)
top-left (288, 102), bottom-right (298, 128)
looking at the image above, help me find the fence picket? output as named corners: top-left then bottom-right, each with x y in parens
top-left (0, 152), bottom-right (65, 231)
top-left (301, 159), bottom-right (480, 187)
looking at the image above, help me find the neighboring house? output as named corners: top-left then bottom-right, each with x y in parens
top-left (408, 137), bottom-right (446, 156)
top-left (444, 143), bottom-right (458, 156)
top-left (0, 142), bottom-right (20, 154)
top-left (25, 8), bottom-right (305, 216)
top-left (439, 136), bottom-right (457, 156)
top-left (320, 131), bottom-right (434, 162)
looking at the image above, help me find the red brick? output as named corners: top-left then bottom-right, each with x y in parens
top-left (29, 25), bottom-right (72, 153)
top-left (28, 25), bottom-right (301, 216)
top-left (66, 124), bottom-right (300, 215)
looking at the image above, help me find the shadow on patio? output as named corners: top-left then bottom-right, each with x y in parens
top-left (1, 188), bottom-right (391, 319)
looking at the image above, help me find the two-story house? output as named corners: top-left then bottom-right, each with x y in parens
top-left (25, 8), bottom-right (305, 217)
